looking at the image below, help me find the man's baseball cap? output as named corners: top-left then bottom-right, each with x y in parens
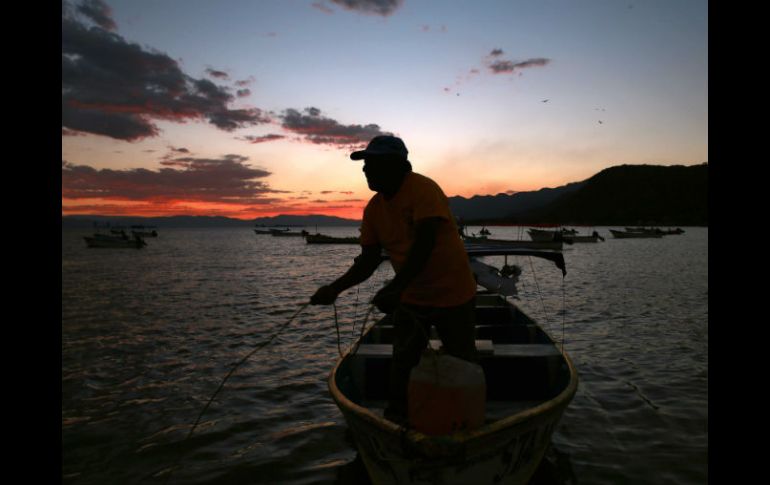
top-left (350, 135), bottom-right (408, 160)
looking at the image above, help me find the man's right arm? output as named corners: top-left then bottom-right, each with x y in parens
top-left (310, 244), bottom-right (383, 304)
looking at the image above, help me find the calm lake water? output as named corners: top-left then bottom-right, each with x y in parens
top-left (62, 226), bottom-right (708, 484)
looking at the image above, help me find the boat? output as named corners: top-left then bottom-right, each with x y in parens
top-left (526, 228), bottom-right (576, 242)
top-left (328, 247), bottom-right (578, 484)
top-left (609, 229), bottom-right (663, 239)
top-left (479, 227), bottom-right (491, 236)
top-left (462, 235), bottom-right (563, 251)
top-left (562, 231), bottom-right (605, 243)
top-left (305, 233), bottom-right (360, 245)
top-left (84, 232), bottom-right (147, 248)
top-left (130, 225), bottom-right (158, 237)
top-left (526, 228), bottom-right (559, 242)
top-left (270, 229), bottom-right (308, 237)
top-left (255, 227), bottom-right (289, 235)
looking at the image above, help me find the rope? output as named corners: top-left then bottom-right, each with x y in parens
top-left (349, 303), bottom-right (377, 356)
top-left (163, 302), bottom-right (310, 484)
top-left (333, 302), bottom-right (342, 357)
top-left (351, 285), bottom-right (361, 340)
top-left (528, 256), bottom-right (552, 332)
top-left (561, 277), bottom-right (566, 353)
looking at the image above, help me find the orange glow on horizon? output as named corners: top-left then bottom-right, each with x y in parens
top-left (61, 198), bottom-right (367, 220)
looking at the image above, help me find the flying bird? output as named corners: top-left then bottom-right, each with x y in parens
top-left (541, 99), bottom-right (549, 103)
top-left (598, 120), bottom-right (603, 124)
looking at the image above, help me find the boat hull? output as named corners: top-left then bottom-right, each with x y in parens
top-left (84, 236), bottom-right (146, 248)
top-left (526, 229), bottom-right (559, 242)
top-left (328, 290), bottom-right (578, 485)
top-left (306, 234), bottom-right (360, 244)
top-left (331, 371), bottom-right (575, 484)
top-left (463, 238), bottom-right (562, 250)
top-left (609, 229), bottom-right (663, 239)
top-left (270, 230), bottom-right (306, 237)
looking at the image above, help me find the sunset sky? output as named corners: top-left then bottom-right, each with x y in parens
top-left (62, 0), bottom-right (707, 220)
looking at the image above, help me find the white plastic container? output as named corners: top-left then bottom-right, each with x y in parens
top-left (407, 351), bottom-right (486, 435)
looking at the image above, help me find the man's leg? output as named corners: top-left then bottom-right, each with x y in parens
top-left (386, 305), bottom-right (430, 421)
top-left (433, 297), bottom-right (478, 363)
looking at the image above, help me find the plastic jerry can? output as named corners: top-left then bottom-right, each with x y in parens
top-left (407, 350), bottom-right (486, 435)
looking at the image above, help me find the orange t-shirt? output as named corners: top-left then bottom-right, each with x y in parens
top-left (360, 172), bottom-right (477, 307)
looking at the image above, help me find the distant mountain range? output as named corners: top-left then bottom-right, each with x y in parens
top-left (61, 214), bottom-right (360, 228)
top-left (62, 163), bottom-right (708, 228)
top-left (252, 214), bottom-right (359, 226)
top-left (452, 163), bottom-right (708, 226)
top-left (448, 181), bottom-right (586, 221)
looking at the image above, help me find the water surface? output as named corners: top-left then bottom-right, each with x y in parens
top-left (62, 226), bottom-right (707, 484)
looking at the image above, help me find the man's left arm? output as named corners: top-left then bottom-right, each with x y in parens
top-left (372, 216), bottom-right (442, 312)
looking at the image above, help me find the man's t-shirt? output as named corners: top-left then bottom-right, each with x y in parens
top-left (360, 171), bottom-right (477, 307)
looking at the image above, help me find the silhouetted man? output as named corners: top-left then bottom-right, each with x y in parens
top-left (310, 135), bottom-right (477, 423)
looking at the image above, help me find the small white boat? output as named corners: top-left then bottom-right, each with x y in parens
top-left (526, 228), bottom-right (577, 242)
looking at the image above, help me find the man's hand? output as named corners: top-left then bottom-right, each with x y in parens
top-left (372, 284), bottom-right (402, 314)
top-left (310, 285), bottom-right (339, 305)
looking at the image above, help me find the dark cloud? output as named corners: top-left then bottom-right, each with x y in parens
top-left (488, 57), bottom-right (551, 74)
top-left (329, 0), bottom-right (404, 16)
top-left (62, 155), bottom-right (282, 203)
top-left (62, 7), bottom-right (270, 141)
top-left (241, 134), bottom-right (286, 144)
top-left (490, 48), bottom-right (504, 57)
top-left (489, 60), bottom-right (515, 74)
top-left (235, 77), bottom-right (255, 87)
top-left (205, 68), bottom-right (230, 80)
top-left (280, 107), bottom-right (391, 147)
top-left (237, 89), bottom-right (251, 97)
top-left (75, 0), bottom-right (116, 31)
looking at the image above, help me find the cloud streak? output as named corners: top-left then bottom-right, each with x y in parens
top-left (485, 49), bottom-right (550, 74)
top-left (205, 68), bottom-right (230, 80)
top-left (62, 1), bottom-right (270, 141)
top-left (63, 155), bottom-right (282, 204)
top-left (241, 134), bottom-right (286, 144)
top-left (327, 0), bottom-right (404, 16)
top-left (280, 107), bottom-right (392, 147)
